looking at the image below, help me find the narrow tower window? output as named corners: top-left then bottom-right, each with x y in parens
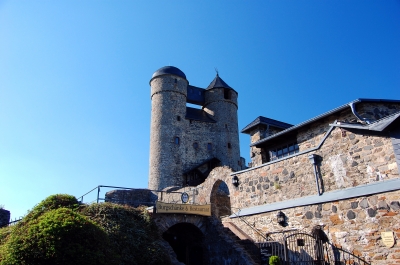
top-left (175, 137), bottom-right (180, 145)
top-left (193, 142), bottom-right (198, 149)
top-left (207, 143), bottom-right (212, 150)
top-left (228, 143), bottom-right (231, 149)
top-left (224, 88), bottom-right (231, 99)
top-left (177, 116), bottom-right (181, 121)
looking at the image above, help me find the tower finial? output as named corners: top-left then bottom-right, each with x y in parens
top-left (215, 67), bottom-right (219, 76)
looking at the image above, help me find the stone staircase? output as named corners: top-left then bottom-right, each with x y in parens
top-left (222, 222), bottom-right (262, 265)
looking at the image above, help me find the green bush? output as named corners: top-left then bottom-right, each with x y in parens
top-left (269, 255), bottom-right (281, 265)
top-left (81, 203), bottom-right (171, 265)
top-left (0, 195), bottom-right (171, 265)
top-left (23, 194), bottom-right (79, 223)
top-left (0, 227), bottom-right (12, 247)
top-left (0, 208), bottom-right (110, 265)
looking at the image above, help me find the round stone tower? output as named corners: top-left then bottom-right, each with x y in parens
top-left (204, 74), bottom-right (241, 171)
top-left (148, 66), bottom-right (188, 190)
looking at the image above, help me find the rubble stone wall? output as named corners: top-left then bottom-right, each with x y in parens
top-left (0, 209), bottom-right (10, 228)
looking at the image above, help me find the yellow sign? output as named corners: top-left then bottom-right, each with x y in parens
top-left (156, 201), bottom-right (211, 216)
top-left (381, 232), bottom-right (395, 248)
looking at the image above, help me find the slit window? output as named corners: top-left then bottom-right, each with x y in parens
top-left (207, 143), bottom-right (212, 150)
top-left (193, 142), bottom-right (198, 149)
top-left (177, 116), bottom-right (181, 121)
top-left (174, 137), bottom-right (180, 145)
top-left (224, 88), bottom-right (231, 99)
top-left (228, 143), bottom-right (231, 149)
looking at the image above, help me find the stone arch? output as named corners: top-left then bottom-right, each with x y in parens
top-left (154, 214), bottom-right (207, 235)
top-left (162, 222), bottom-right (206, 265)
top-left (196, 166), bottom-right (236, 206)
top-left (210, 180), bottom-right (231, 217)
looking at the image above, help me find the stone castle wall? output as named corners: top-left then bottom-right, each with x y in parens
top-left (204, 88), bottom-right (241, 172)
top-left (224, 190), bottom-right (400, 264)
top-left (0, 209), bottom-right (10, 228)
top-left (149, 75), bottom-right (188, 190)
top-left (149, 72), bottom-right (241, 191)
top-left (166, 102), bottom-right (400, 263)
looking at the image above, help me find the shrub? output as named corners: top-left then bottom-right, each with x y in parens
top-left (81, 203), bottom-right (171, 265)
top-left (0, 208), bottom-right (110, 265)
top-left (0, 227), bottom-right (12, 247)
top-left (269, 255), bottom-right (281, 265)
top-left (23, 194), bottom-right (79, 223)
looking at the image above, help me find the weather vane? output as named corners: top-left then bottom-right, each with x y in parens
top-left (215, 67), bottom-right (219, 76)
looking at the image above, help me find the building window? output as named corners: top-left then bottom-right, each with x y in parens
top-left (193, 142), bottom-right (198, 149)
top-left (269, 142), bottom-right (299, 161)
top-left (177, 116), bottom-right (181, 121)
top-left (207, 143), bottom-right (212, 150)
top-left (228, 143), bottom-right (231, 149)
top-left (175, 137), bottom-right (180, 145)
top-left (224, 88), bottom-right (231, 99)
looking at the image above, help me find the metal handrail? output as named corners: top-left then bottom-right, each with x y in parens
top-left (223, 206), bottom-right (267, 241)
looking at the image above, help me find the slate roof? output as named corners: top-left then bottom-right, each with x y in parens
top-left (241, 116), bottom-right (293, 134)
top-left (330, 111), bottom-right (400, 132)
top-left (250, 98), bottom-right (400, 147)
top-left (151, 66), bottom-right (186, 80)
top-left (185, 107), bottom-right (216, 123)
top-left (207, 74), bottom-right (234, 91)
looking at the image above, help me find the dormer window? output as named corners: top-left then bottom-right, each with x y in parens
top-left (269, 142), bottom-right (299, 161)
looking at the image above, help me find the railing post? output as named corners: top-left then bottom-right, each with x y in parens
top-left (283, 235), bottom-right (288, 265)
top-left (97, 186), bottom-right (100, 203)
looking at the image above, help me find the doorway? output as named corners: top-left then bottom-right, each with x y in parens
top-left (162, 223), bottom-right (205, 265)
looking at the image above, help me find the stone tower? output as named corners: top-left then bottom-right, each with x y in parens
top-left (148, 66), bottom-right (241, 191)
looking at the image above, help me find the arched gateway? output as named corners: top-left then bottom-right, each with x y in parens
top-left (162, 223), bottom-right (204, 265)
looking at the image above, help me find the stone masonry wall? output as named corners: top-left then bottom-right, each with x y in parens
top-left (224, 190), bottom-right (400, 264)
top-left (230, 125), bottom-right (398, 210)
top-left (218, 102), bottom-right (400, 263)
top-left (149, 73), bottom-right (241, 190)
top-left (0, 209), bottom-right (10, 228)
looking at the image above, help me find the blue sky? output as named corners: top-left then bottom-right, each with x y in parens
top-left (1, 1), bottom-right (399, 219)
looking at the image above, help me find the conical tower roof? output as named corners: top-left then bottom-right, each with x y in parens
top-left (206, 74), bottom-right (233, 90)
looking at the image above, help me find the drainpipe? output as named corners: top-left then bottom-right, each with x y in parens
top-left (349, 102), bottom-right (371, 124)
top-left (308, 154), bottom-right (321, 196)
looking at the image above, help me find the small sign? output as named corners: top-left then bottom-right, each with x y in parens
top-left (381, 232), bottom-right (395, 248)
top-left (156, 201), bottom-right (211, 216)
top-left (297, 239), bottom-right (305, 246)
top-left (181, 192), bottom-right (189, 203)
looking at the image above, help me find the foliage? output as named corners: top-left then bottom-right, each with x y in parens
top-left (0, 208), bottom-right (110, 265)
top-left (0, 227), bottom-right (12, 247)
top-left (0, 194), bottom-right (171, 265)
top-left (269, 255), bottom-right (281, 265)
top-left (274, 182), bottom-right (281, 189)
top-left (23, 194), bottom-right (79, 223)
top-left (81, 203), bottom-right (171, 265)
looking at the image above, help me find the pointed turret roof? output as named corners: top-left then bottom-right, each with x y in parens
top-left (206, 74), bottom-right (233, 90)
